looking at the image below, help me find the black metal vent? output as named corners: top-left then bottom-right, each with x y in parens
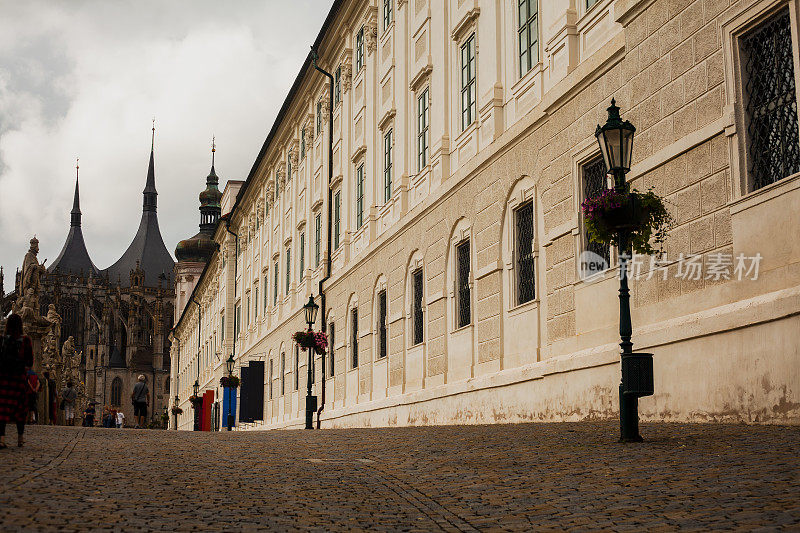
top-left (456, 240), bottom-right (471, 328)
top-left (515, 201), bottom-right (535, 304)
top-left (583, 157), bottom-right (611, 265)
top-left (743, 9), bottom-right (800, 191)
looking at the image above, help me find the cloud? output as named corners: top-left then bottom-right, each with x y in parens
top-left (0, 0), bottom-right (331, 292)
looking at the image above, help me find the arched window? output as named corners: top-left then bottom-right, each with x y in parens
top-left (111, 377), bottom-right (122, 407)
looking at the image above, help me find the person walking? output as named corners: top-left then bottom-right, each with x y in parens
top-left (116, 409), bottom-right (125, 428)
top-left (26, 369), bottom-right (41, 424)
top-left (131, 375), bottom-right (149, 428)
top-left (0, 314), bottom-right (34, 449)
top-left (44, 372), bottom-right (57, 425)
top-left (61, 381), bottom-right (77, 426)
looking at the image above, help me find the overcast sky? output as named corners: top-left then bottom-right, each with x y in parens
top-left (0, 0), bottom-right (331, 294)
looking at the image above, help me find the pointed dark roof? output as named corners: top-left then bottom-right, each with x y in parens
top-left (103, 144), bottom-right (175, 288)
top-left (48, 170), bottom-right (100, 278)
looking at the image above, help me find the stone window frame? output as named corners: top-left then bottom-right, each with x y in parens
top-left (502, 176), bottom-right (539, 312)
top-left (447, 219), bottom-right (474, 333)
top-left (723, 0), bottom-right (800, 199)
top-left (372, 275), bottom-right (389, 361)
top-left (405, 250), bottom-right (426, 348)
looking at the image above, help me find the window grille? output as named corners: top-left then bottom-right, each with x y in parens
top-left (315, 214), bottom-right (321, 268)
top-left (413, 269), bottom-right (424, 345)
top-left (456, 240), bottom-right (471, 328)
top-left (329, 322), bottom-right (335, 376)
top-left (518, 0), bottom-right (539, 76)
top-left (383, 0), bottom-right (393, 30)
top-left (742, 10), bottom-right (800, 191)
top-left (280, 353), bottom-right (285, 395)
top-left (351, 307), bottom-right (359, 368)
top-left (378, 290), bottom-right (388, 359)
top-left (334, 191), bottom-right (341, 249)
top-left (384, 130), bottom-right (393, 202)
top-left (285, 249), bottom-right (291, 294)
top-left (583, 157), bottom-right (611, 265)
top-left (356, 164), bottom-right (365, 229)
top-left (295, 345), bottom-right (300, 390)
top-left (274, 260), bottom-right (279, 305)
top-left (461, 34), bottom-right (476, 130)
top-left (335, 67), bottom-right (341, 105)
top-left (417, 89), bottom-right (429, 170)
top-left (299, 232), bottom-right (305, 279)
top-left (516, 201), bottom-right (536, 304)
top-left (356, 27), bottom-right (364, 72)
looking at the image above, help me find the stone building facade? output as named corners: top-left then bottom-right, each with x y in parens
top-left (171, 0), bottom-right (800, 430)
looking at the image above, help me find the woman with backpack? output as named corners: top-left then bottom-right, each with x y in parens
top-left (0, 314), bottom-right (34, 449)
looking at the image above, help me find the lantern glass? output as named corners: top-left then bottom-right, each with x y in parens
top-left (303, 295), bottom-right (319, 328)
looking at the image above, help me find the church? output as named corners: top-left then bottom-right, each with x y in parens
top-left (26, 132), bottom-right (176, 425)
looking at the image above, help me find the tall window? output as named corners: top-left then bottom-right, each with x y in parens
top-left (461, 34), bottom-right (477, 130)
top-left (315, 213), bottom-right (322, 268)
top-left (280, 353), bottom-right (285, 395)
top-left (301, 129), bottom-right (306, 159)
top-left (356, 164), bottom-right (365, 229)
top-left (328, 322), bottom-right (335, 376)
top-left (518, 0), bottom-right (539, 76)
top-left (356, 27), bottom-right (364, 72)
top-left (111, 377), bottom-right (122, 406)
top-left (742, 9), bottom-right (800, 191)
top-left (334, 66), bottom-right (341, 105)
top-left (269, 359), bottom-right (273, 399)
top-left (299, 232), bottom-right (305, 279)
top-left (294, 345), bottom-right (300, 389)
top-left (412, 268), bottom-right (424, 345)
top-left (383, 0), bottom-right (393, 30)
top-left (515, 202), bottom-right (536, 305)
top-left (351, 307), bottom-right (359, 368)
top-left (334, 190), bottom-right (341, 249)
top-left (384, 130), bottom-right (393, 202)
top-left (582, 157), bottom-right (611, 266)
top-left (456, 240), bottom-right (471, 328)
top-left (378, 290), bottom-right (387, 359)
top-left (316, 100), bottom-right (322, 134)
top-left (273, 260), bottom-right (279, 305)
top-left (417, 89), bottom-right (429, 170)
top-left (285, 248), bottom-right (291, 294)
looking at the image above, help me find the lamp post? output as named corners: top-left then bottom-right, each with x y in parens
top-left (595, 98), bottom-right (653, 443)
top-left (192, 380), bottom-right (200, 432)
top-left (173, 395), bottom-right (179, 430)
top-left (226, 354), bottom-right (235, 431)
top-left (303, 295), bottom-right (319, 430)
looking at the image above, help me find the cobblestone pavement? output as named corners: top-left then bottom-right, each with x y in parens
top-left (0, 422), bottom-right (798, 531)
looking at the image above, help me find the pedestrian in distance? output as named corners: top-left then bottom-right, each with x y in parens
top-left (116, 408), bottom-right (125, 428)
top-left (61, 381), bottom-right (77, 426)
top-left (0, 314), bottom-right (34, 449)
top-left (26, 368), bottom-right (41, 424)
top-left (43, 371), bottom-right (57, 425)
top-left (131, 375), bottom-right (149, 429)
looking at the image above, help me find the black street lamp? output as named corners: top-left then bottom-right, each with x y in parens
top-left (192, 380), bottom-right (200, 432)
top-left (173, 395), bottom-right (179, 430)
top-left (595, 98), bottom-right (653, 443)
top-left (226, 354), bottom-right (236, 432)
top-left (303, 295), bottom-right (319, 430)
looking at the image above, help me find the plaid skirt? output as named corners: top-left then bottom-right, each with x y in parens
top-left (0, 372), bottom-right (29, 423)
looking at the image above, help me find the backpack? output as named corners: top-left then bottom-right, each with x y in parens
top-left (0, 335), bottom-right (23, 374)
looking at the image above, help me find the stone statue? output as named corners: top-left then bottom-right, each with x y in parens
top-left (21, 237), bottom-right (47, 298)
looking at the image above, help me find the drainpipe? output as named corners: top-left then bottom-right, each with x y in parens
top-left (224, 220), bottom-right (239, 429)
top-left (311, 47), bottom-right (334, 429)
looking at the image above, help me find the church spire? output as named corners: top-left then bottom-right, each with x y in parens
top-left (71, 158), bottom-right (81, 227)
top-left (143, 119), bottom-right (157, 212)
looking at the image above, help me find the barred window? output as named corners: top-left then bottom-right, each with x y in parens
top-left (461, 34), bottom-right (476, 130)
top-left (383, 0), bottom-right (393, 30)
top-left (456, 240), bottom-right (471, 328)
top-left (351, 308), bottom-right (359, 368)
top-left (280, 353), bottom-right (285, 395)
top-left (299, 232), bottom-right (305, 280)
top-left (356, 27), bottom-right (364, 72)
top-left (329, 322), bottom-right (335, 377)
top-left (334, 66), bottom-right (341, 105)
top-left (518, 0), bottom-right (539, 76)
top-left (384, 129), bottom-right (393, 202)
top-left (412, 268), bottom-right (424, 345)
top-left (315, 214), bottom-right (322, 268)
top-left (285, 248), bottom-right (291, 295)
top-left (356, 164), bottom-right (365, 229)
top-left (583, 157), bottom-right (611, 266)
top-left (294, 346), bottom-right (300, 390)
top-left (334, 190), bottom-right (341, 249)
top-left (273, 260), bottom-right (279, 305)
top-left (417, 89), bottom-right (429, 170)
top-left (378, 289), bottom-right (388, 359)
top-left (742, 9), bottom-right (800, 191)
top-left (515, 201), bottom-right (535, 304)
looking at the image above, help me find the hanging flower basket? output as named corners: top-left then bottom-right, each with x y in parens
top-left (581, 188), bottom-right (673, 255)
top-left (170, 406), bottom-right (183, 415)
top-left (292, 330), bottom-right (328, 355)
top-left (188, 395), bottom-right (203, 407)
top-left (220, 376), bottom-right (240, 389)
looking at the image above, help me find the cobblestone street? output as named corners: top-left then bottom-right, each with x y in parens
top-left (0, 422), bottom-right (798, 531)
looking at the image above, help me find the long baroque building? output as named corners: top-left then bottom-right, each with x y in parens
top-left (171, 0), bottom-right (800, 430)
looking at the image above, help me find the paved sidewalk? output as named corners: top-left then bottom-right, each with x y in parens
top-left (0, 422), bottom-right (798, 531)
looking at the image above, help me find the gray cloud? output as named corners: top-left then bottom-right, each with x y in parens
top-left (0, 0), bottom-right (331, 292)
